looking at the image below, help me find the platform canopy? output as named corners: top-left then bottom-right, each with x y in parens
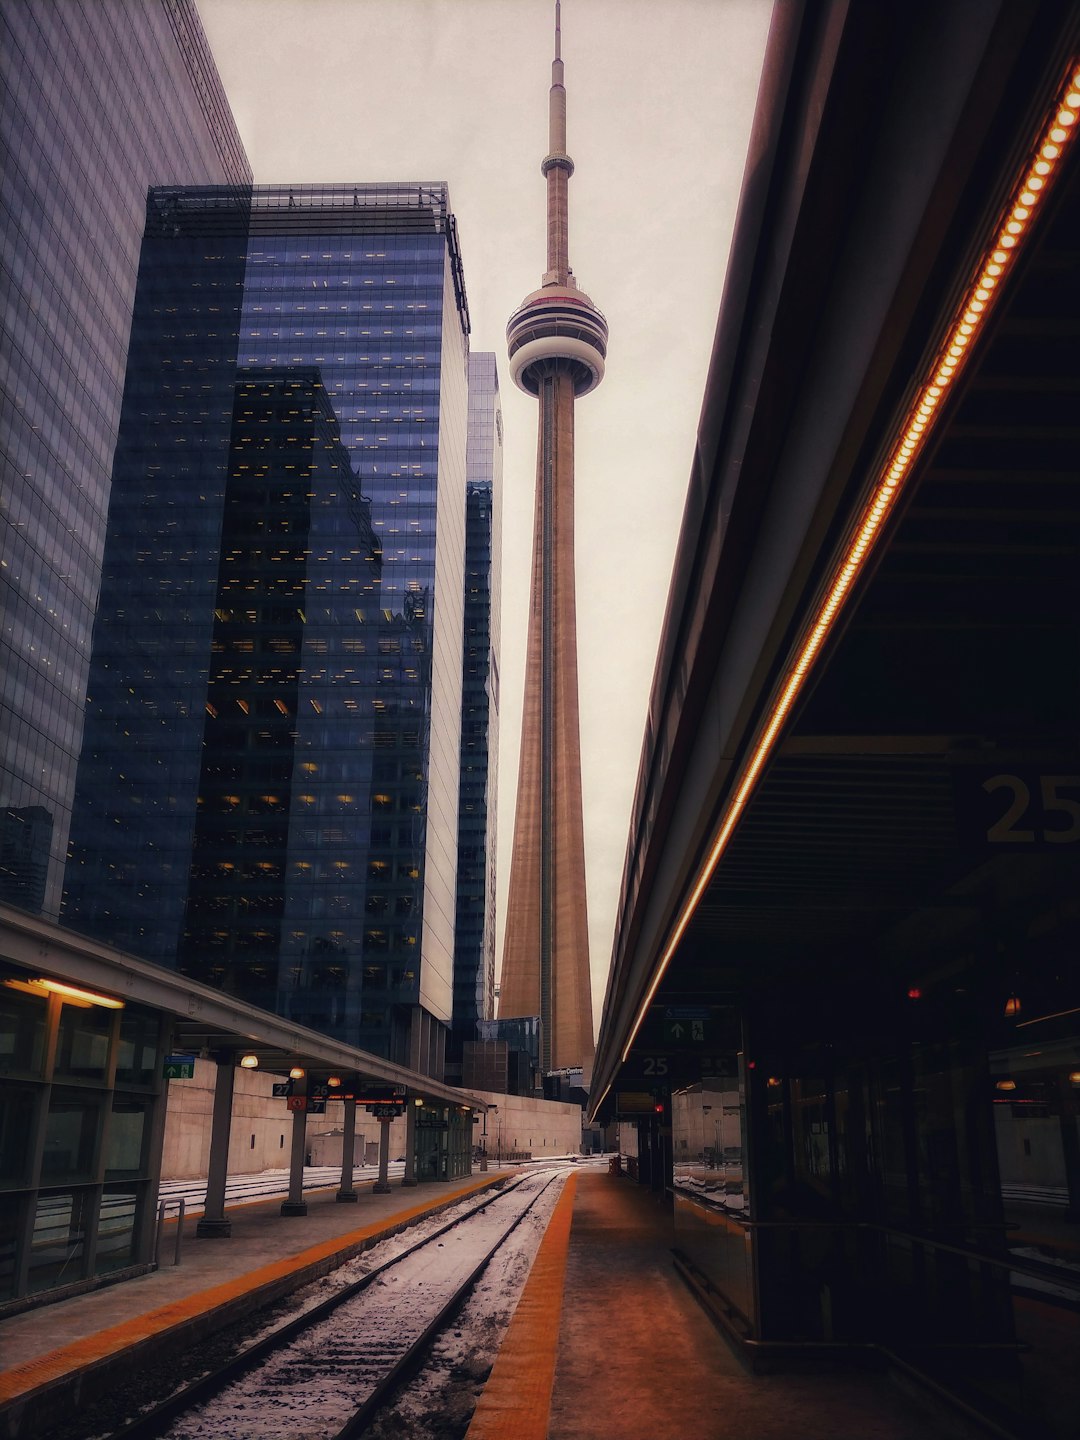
top-left (592, 0), bottom-right (1080, 1116)
top-left (1, 903), bottom-right (486, 1111)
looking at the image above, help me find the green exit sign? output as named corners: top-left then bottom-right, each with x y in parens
top-left (163, 1054), bottom-right (196, 1080)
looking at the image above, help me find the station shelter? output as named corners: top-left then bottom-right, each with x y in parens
top-left (0, 903), bottom-right (485, 1311)
top-left (590, 4), bottom-right (1080, 1434)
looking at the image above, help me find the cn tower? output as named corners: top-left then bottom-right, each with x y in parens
top-left (499, 1), bottom-right (606, 1076)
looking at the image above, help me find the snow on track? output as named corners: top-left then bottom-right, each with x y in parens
top-left (162, 1170), bottom-right (567, 1439)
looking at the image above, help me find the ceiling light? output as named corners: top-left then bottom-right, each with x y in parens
top-left (16, 978), bottom-right (125, 1009)
top-left (240, 1054), bottom-right (259, 1069)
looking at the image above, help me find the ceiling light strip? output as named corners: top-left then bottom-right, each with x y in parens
top-left (621, 64), bottom-right (1080, 1065)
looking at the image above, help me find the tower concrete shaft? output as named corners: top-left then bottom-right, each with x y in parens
top-left (500, 2), bottom-right (606, 1076)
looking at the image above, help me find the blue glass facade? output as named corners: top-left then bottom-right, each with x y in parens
top-left (62, 185), bottom-right (472, 1068)
top-left (450, 354), bottom-right (502, 1073)
top-left (0, 0), bottom-right (251, 918)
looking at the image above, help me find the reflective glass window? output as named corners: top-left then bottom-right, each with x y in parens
top-left (0, 1194), bottom-right (23, 1301)
top-left (0, 1084), bottom-right (39, 1187)
top-left (54, 1001), bottom-right (113, 1082)
top-left (42, 1088), bottom-right (102, 1182)
top-left (104, 1095), bottom-right (149, 1179)
top-left (115, 1007), bottom-right (160, 1087)
top-left (0, 979), bottom-right (47, 1076)
top-left (95, 1183), bottom-right (141, 1275)
top-left (27, 1188), bottom-right (93, 1292)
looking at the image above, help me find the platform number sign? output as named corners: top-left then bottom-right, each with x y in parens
top-left (958, 770), bottom-right (1080, 850)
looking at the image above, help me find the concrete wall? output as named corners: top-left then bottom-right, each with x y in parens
top-left (994, 1108), bottom-right (1072, 1190)
top-left (160, 1059), bottom-right (354, 1179)
top-left (161, 1065), bottom-right (582, 1178)
top-left (308, 1121), bottom-right (406, 1169)
top-left (469, 1090), bottom-right (582, 1157)
top-left (617, 1122), bottom-right (640, 1158)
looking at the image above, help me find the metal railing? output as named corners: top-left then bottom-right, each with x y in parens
top-left (154, 1197), bottom-right (186, 1269)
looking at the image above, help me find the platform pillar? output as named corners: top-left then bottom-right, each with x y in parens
top-left (281, 1103), bottom-right (308, 1215)
top-left (196, 1055), bottom-right (235, 1238)
top-left (337, 1096), bottom-right (358, 1202)
top-left (373, 1114), bottom-right (392, 1194)
top-left (402, 1100), bottom-right (418, 1186)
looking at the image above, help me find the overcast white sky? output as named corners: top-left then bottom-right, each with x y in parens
top-left (197, 0), bottom-right (773, 1018)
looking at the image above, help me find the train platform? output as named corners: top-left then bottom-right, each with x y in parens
top-left (1, 1165), bottom-right (1009, 1440)
top-left (467, 1170), bottom-right (986, 1440)
top-left (0, 1166), bottom-right (506, 1440)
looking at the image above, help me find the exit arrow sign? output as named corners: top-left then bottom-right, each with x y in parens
top-left (163, 1054), bottom-right (195, 1080)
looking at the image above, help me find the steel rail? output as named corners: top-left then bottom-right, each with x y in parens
top-left (336, 1171), bottom-right (561, 1437)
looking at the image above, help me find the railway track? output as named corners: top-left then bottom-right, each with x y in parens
top-left (110, 1169), bottom-right (564, 1440)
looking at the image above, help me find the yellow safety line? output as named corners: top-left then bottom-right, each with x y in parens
top-left (0, 1175), bottom-right (497, 1407)
top-left (465, 1170), bottom-right (579, 1440)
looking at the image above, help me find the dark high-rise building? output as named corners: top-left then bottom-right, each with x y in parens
top-left (499, 2), bottom-right (603, 1074)
top-left (0, 0), bottom-right (251, 919)
top-left (62, 184), bottom-right (474, 1075)
top-left (449, 352), bottom-right (502, 1080)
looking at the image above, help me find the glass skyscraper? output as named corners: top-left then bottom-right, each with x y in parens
top-left (62, 184), bottom-right (475, 1074)
top-left (0, 0), bottom-right (251, 919)
top-left (449, 353), bottom-right (502, 1078)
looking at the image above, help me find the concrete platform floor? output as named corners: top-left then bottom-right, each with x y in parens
top-left (470, 1171), bottom-right (985, 1440)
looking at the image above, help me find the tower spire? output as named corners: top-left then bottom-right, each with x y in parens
top-left (543, 0), bottom-right (572, 284)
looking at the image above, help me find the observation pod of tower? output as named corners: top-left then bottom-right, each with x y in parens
top-left (506, 284), bottom-right (608, 397)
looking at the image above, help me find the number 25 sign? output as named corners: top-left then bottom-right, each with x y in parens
top-left (963, 771), bottom-right (1080, 849)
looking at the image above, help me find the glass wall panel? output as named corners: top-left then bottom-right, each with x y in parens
top-left (0, 1), bottom-right (250, 922)
top-left (42, 1088), bottom-right (102, 1182)
top-left (0, 1194), bottom-right (22, 1300)
top-left (27, 1188), bottom-right (93, 1292)
top-left (115, 1007), bottom-right (160, 1087)
top-left (0, 1084), bottom-right (39, 1188)
top-left (104, 1095), bottom-right (149, 1179)
top-left (56, 187), bottom-right (468, 1071)
top-left (672, 1070), bottom-right (753, 1325)
top-left (54, 1001), bottom-right (112, 1081)
top-left (95, 1183), bottom-right (140, 1275)
top-left (0, 978), bottom-right (48, 1075)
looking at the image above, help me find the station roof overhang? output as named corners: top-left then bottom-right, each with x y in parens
top-left (0, 904), bottom-right (487, 1112)
top-left (591, 0), bottom-right (1080, 1119)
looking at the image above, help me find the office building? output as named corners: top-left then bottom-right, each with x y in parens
top-left (498, 2), bottom-right (602, 1074)
top-left (449, 353), bottom-right (502, 1079)
top-left (0, 0), bottom-right (251, 919)
top-left (62, 183), bottom-right (473, 1075)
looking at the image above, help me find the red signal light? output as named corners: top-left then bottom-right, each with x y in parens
top-left (907, 987), bottom-right (922, 1000)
